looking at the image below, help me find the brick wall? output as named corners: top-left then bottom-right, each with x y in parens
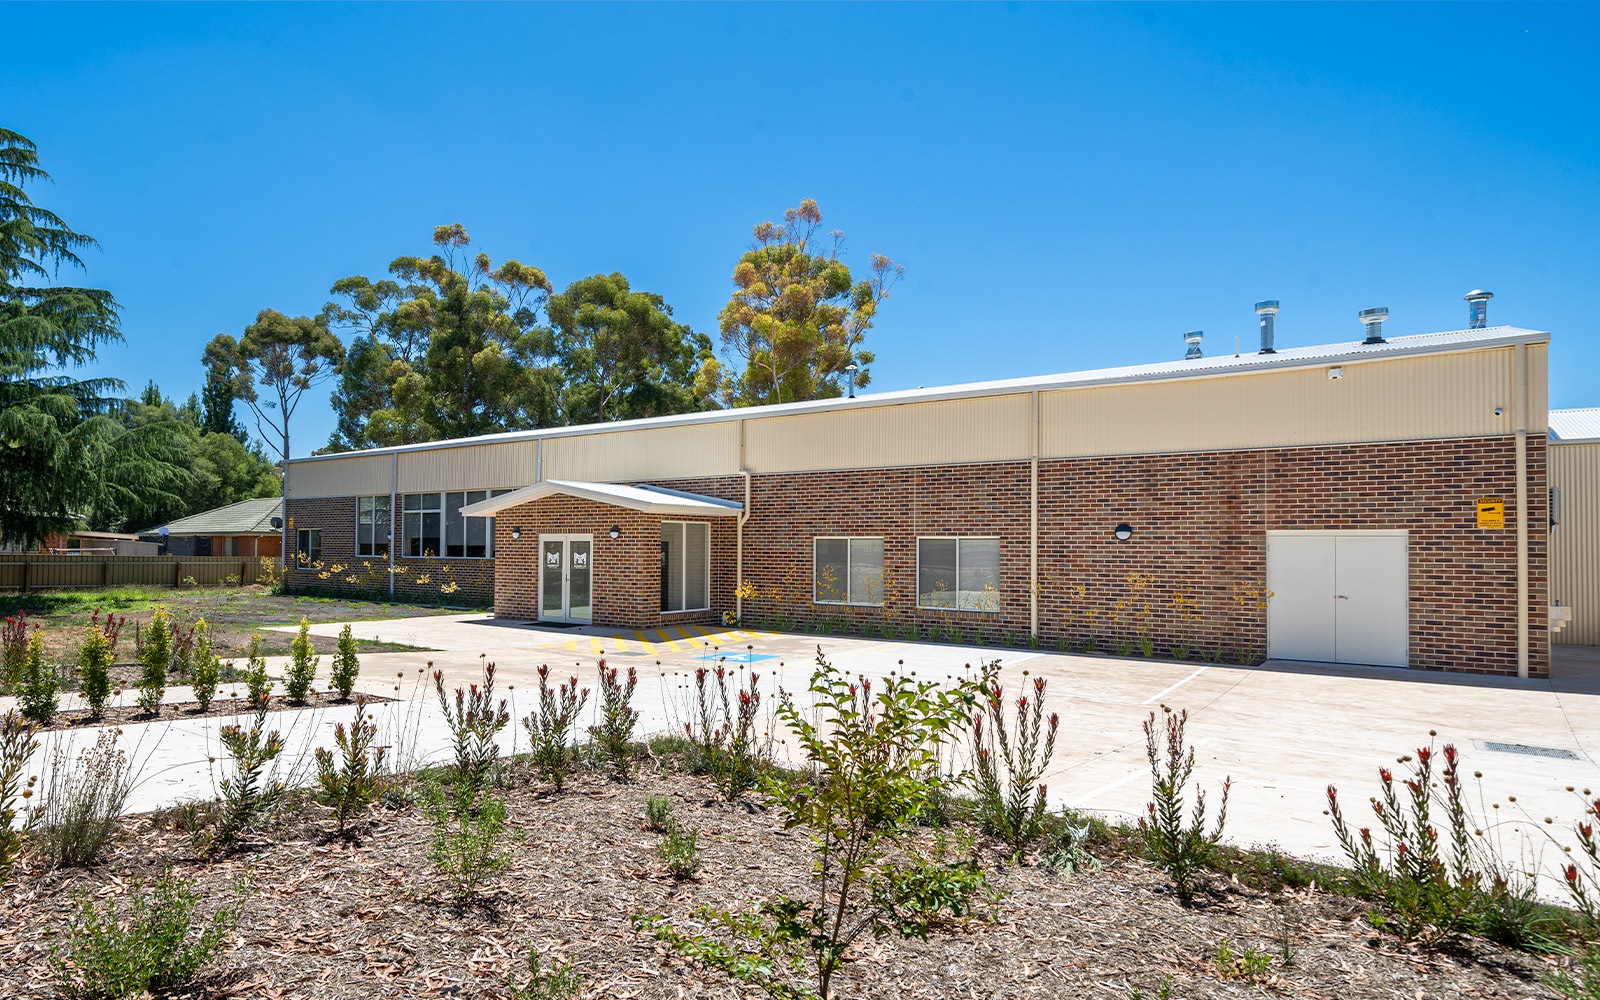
top-left (284, 495), bottom-right (496, 605)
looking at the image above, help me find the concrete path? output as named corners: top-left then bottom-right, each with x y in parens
top-left (9, 611), bottom-right (1599, 883)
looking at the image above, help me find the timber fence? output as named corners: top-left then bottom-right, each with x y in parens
top-left (0, 554), bottom-right (279, 592)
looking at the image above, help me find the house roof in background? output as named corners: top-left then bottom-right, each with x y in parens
top-left (1550, 407), bottom-right (1600, 442)
top-left (146, 497), bottom-right (283, 536)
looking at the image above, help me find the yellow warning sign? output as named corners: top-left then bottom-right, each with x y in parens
top-left (1476, 497), bottom-right (1504, 529)
top-left (286, 516), bottom-right (294, 531)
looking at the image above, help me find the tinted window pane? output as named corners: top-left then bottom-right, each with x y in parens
top-left (445, 492), bottom-right (465, 557)
top-left (917, 539), bottom-right (957, 609)
top-left (374, 501), bottom-right (390, 557)
top-left (466, 515), bottom-right (487, 558)
top-left (849, 538), bottom-right (885, 606)
top-left (403, 512), bottom-right (421, 557)
top-left (661, 523), bottom-right (684, 612)
top-left (685, 522), bottom-right (709, 610)
top-left (814, 538), bottom-right (848, 603)
top-left (421, 512), bottom-right (441, 557)
top-left (958, 538), bottom-right (1001, 611)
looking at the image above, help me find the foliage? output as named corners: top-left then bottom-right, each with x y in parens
top-left (507, 950), bottom-right (583, 1000)
top-left (285, 616), bottom-right (319, 703)
top-left (1, 709), bottom-right (40, 883)
top-left (522, 664), bottom-right (588, 791)
top-left (644, 794), bottom-right (675, 833)
top-left (1138, 707), bottom-right (1230, 902)
top-left (168, 615), bottom-right (197, 678)
top-left (658, 823), bottom-right (701, 880)
top-left (1213, 937), bottom-right (1273, 981)
top-left (190, 619), bottom-right (219, 710)
top-left (136, 605), bottom-right (172, 715)
top-left (968, 662), bottom-right (1060, 859)
top-left (315, 696), bottom-right (386, 834)
top-left (75, 611), bottom-right (122, 719)
top-left (683, 663), bottom-right (766, 801)
top-left (199, 365), bottom-right (244, 440)
top-left (636, 647), bottom-right (978, 999)
top-left (1, 611), bottom-right (27, 690)
top-left (50, 871), bottom-right (240, 999)
top-left (424, 779), bottom-right (511, 901)
top-left (19, 629), bottom-right (58, 724)
top-left (1559, 789), bottom-right (1600, 929)
top-left (588, 659), bottom-right (639, 781)
top-left (713, 200), bottom-right (902, 407)
top-left (434, 660), bottom-right (511, 796)
top-left (1550, 941), bottom-right (1600, 1000)
top-left (203, 308), bottom-right (344, 463)
top-left (206, 708), bottom-right (286, 855)
top-left (330, 623), bottom-right (361, 701)
top-left (243, 634), bottom-right (272, 710)
top-left (31, 727), bottom-right (133, 869)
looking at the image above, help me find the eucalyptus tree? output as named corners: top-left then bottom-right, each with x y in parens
top-left (203, 309), bottom-right (345, 463)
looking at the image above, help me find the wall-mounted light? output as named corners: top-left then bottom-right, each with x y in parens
top-left (510, 528), bottom-right (522, 540)
top-left (1327, 366), bottom-right (1343, 380)
top-left (1494, 407), bottom-right (1504, 416)
top-left (609, 525), bottom-right (621, 540)
top-left (1113, 523), bottom-right (1133, 542)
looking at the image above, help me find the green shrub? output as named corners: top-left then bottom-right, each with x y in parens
top-left (434, 661), bottom-right (510, 797)
top-left (588, 659), bottom-right (639, 781)
top-left (658, 824), bottom-right (700, 880)
top-left (189, 620), bottom-right (220, 711)
top-left (1551, 941), bottom-right (1600, 1000)
top-left (205, 708), bottom-right (286, 855)
top-left (644, 794), bottom-right (674, 833)
top-left (1, 710), bottom-right (40, 883)
top-left (683, 664), bottom-right (766, 802)
top-left (1139, 707), bottom-right (1229, 902)
top-left (77, 612), bottom-right (121, 720)
top-left (1, 612), bottom-right (28, 691)
top-left (425, 781), bottom-right (511, 901)
top-left (523, 665), bottom-right (588, 791)
top-left (243, 635), bottom-right (272, 711)
top-left (1214, 937), bottom-right (1273, 980)
top-left (315, 697), bottom-right (386, 834)
top-left (19, 630), bottom-right (59, 725)
top-left (50, 871), bottom-right (239, 999)
top-left (284, 617), bottom-right (318, 704)
top-left (31, 728), bottom-right (133, 869)
top-left (330, 624), bottom-right (361, 701)
top-left (508, 950), bottom-right (583, 1000)
top-left (136, 606), bottom-right (174, 716)
top-left (968, 662), bottom-right (1060, 859)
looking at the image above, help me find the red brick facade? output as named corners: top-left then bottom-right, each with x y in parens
top-left (283, 495), bottom-right (497, 605)
top-left (284, 434), bottom-right (1549, 677)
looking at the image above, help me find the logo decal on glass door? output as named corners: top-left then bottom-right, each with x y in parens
top-left (546, 551), bottom-right (560, 567)
top-left (572, 551), bottom-right (588, 569)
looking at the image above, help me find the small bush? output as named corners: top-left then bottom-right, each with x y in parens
top-left (19, 630), bottom-right (59, 725)
top-left (644, 794), bottom-right (675, 833)
top-left (190, 620), bottom-right (220, 711)
top-left (169, 620), bottom-right (197, 678)
top-left (1, 710), bottom-right (40, 882)
top-left (658, 823), bottom-right (700, 880)
top-left (50, 871), bottom-right (239, 999)
top-left (1551, 941), bottom-right (1600, 1000)
top-left (683, 664), bottom-right (766, 801)
top-left (136, 606), bottom-right (173, 716)
top-left (435, 661), bottom-right (510, 796)
top-left (969, 662), bottom-right (1060, 859)
top-left (206, 708), bottom-right (286, 855)
top-left (243, 635), bottom-right (272, 711)
top-left (1, 612), bottom-right (28, 691)
top-left (330, 624), bottom-right (361, 701)
top-left (425, 781), bottom-right (511, 900)
top-left (32, 728), bottom-right (134, 869)
top-left (588, 659), bottom-right (639, 781)
top-left (1139, 707), bottom-right (1230, 902)
top-left (285, 617), bottom-right (319, 704)
top-left (315, 697), bottom-right (386, 834)
top-left (77, 612), bottom-right (122, 720)
top-left (523, 665), bottom-right (588, 791)
top-left (508, 950), bottom-right (583, 1000)
top-left (1213, 937), bottom-right (1273, 980)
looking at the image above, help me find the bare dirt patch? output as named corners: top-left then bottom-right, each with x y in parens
top-left (0, 763), bottom-right (1568, 1000)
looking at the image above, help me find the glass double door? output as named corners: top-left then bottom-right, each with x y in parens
top-left (539, 535), bottom-right (593, 623)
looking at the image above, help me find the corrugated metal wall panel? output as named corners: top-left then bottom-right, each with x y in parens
top-left (1040, 348), bottom-right (1518, 458)
top-left (1528, 344), bottom-right (1550, 433)
top-left (398, 442), bottom-right (538, 492)
top-left (1551, 441), bottom-right (1600, 646)
top-left (543, 422), bottom-right (740, 482)
top-left (745, 393), bottom-right (1032, 474)
top-left (288, 453), bottom-right (393, 498)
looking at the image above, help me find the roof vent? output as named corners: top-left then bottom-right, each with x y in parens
top-left (1359, 306), bottom-right (1388, 345)
top-left (1465, 289), bottom-right (1493, 329)
top-left (1255, 300), bottom-right (1279, 354)
top-left (1183, 330), bottom-right (1203, 360)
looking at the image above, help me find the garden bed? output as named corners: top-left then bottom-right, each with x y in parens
top-left (0, 758), bottom-right (1574, 1000)
top-left (21, 692), bottom-right (396, 733)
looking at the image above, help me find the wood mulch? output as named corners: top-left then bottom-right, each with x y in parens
top-left (24, 692), bottom-right (396, 733)
top-left (0, 762), bottom-right (1572, 1000)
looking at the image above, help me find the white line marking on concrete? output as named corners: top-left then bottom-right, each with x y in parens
top-left (1070, 739), bottom-right (1212, 806)
top-left (1142, 667), bottom-right (1207, 705)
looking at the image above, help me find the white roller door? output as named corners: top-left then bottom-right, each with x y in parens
top-left (1266, 531), bottom-right (1409, 668)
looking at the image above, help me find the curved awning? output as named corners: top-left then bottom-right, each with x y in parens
top-left (458, 480), bottom-right (742, 519)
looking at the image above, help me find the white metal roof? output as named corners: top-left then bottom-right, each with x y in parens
top-left (290, 324), bottom-right (1551, 465)
top-left (1550, 407), bottom-right (1600, 442)
top-left (459, 481), bottom-right (743, 518)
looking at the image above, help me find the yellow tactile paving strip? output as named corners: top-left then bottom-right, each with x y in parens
top-left (560, 625), bottom-right (770, 656)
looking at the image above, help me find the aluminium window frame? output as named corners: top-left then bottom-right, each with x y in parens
top-left (812, 536), bottom-right (886, 607)
top-left (296, 528), bottom-right (322, 567)
top-left (660, 519), bottom-right (712, 614)
top-left (914, 535), bottom-right (1002, 612)
top-left (355, 495), bottom-right (392, 558)
top-left (399, 489), bottom-right (512, 560)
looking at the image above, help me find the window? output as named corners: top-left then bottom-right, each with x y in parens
top-left (357, 496), bottom-right (391, 557)
top-left (296, 529), bottom-right (322, 566)
top-left (813, 537), bottom-right (885, 606)
top-left (403, 491), bottom-right (510, 559)
top-left (661, 521), bottom-right (710, 613)
top-left (917, 537), bottom-right (1000, 611)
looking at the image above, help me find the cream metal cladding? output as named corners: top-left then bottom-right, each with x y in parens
top-left (287, 452), bottom-right (393, 499)
top-left (543, 422), bottom-right (739, 481)
top-left (1551, 441), bottom-right (1600, 646)
top-left (397, 442), bottom-right (538, 492)
top-left (1040, 346), bottom-right (1544, 459)
top-left (744, 393), bottom-right (1033, 474)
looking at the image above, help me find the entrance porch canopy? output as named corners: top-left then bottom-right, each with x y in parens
top-left (459, 480), bottom-right (742, 519)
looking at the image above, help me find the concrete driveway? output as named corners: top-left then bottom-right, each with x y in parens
top-left (286, 613), bottom-right (1600, 870)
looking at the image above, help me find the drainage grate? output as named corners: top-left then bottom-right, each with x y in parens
top-left (1472, 740), bottom-right (1584, 761)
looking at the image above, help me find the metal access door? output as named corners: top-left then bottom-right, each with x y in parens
top-left (1266, 531), bottom-right (1409, 667)
top-left (538, 534), bottom-right (593, 624)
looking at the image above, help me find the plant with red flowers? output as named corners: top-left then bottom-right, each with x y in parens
top-left (522, 664), bottom-right (589, 791)
top-left (1139, 706), bottom-right (1230, 902)
top-left (1559, 791), bottom-right (1600, 929)
top-left (589, 659), bottom-right (639, 781)
top-left (434, 659), bottom-right (511, 796)
top-left (1, 611), bottom-right (28, 691)
top-left (968, 660), bottom-right (1060, 860)
top-left (684, 662), bottom-right (767, 802)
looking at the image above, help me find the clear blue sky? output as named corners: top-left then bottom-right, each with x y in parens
top-left (6, 2), bottom-right (1596, 457)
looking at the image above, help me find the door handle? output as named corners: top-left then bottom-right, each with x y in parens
top-left (1336, 595), bottom-right (1350, 600)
